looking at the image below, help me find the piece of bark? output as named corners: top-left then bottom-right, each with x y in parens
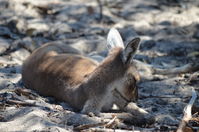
top-left (177, 88), bottom-right (197, 132)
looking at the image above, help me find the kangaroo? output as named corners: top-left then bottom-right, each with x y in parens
top-left (22, 28), bottom-right (148, 117)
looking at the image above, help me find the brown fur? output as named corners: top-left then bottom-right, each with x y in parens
top-left (22, 29), bottom-right (143, 116)
top-left (22, 43), bottom-right (98, 109)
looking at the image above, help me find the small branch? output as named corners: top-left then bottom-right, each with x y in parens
top-left (153, 63), bottom-right (199, 75)
top-left (74, 115), bottom-right (118, 131)
top-left (6, 99), bottom-right (37, 107)
top-left (72, 112), bottom-right (143, 131)
top-left (184, 88), bottom-right (197, 121)
top-left (74, 122), bottom-right (106, 131)
top-left (81, 128), bottom-right (134, 132)
top-left (139, 94), bottom-right (189, 99)
top-left (104, 115), bottom-right (117, 128)
top-left (14, 88), bottom-right (37, 99)
top-left (134, 60), bottom-right (199, 75)
top-left (177, 88), bottom-right (197, 132)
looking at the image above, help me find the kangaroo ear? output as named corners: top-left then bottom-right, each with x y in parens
top-left (123, 38), bottom-right (140, 64)
top-left (107, 28), bottom-right (125, 50)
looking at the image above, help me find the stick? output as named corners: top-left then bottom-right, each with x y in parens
top-left (6, 99), bottom-right (37, 107)
top-left (177, 88), bottom-right (197, 132)
top-left (74, 115), bottom-right (118, 130)
top-left (139, 94), bottom-right (187, 99)
top-left (104, 115), bottom-right (117, 128)
top-left (74, 122), bottom-right (107, 131)
top-left (14, 88), bottom-right (37, 99)
top-left (81, 127), bottom-right (140, 132)
top-left (73, 113), bottom-right (137, 131)
top-left (153, 63), bottom-right (199, 75)
top-left (133, 60), bottom-right (199, 75)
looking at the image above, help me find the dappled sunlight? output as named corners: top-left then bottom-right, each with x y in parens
top-left (0, 0), bottom-right (198, 131)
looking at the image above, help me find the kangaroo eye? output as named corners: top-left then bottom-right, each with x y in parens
top-left (127, 74), bottom-right (134, 81)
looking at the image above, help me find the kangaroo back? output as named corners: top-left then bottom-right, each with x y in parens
top-left (22, 42), bottom-right (98, 106)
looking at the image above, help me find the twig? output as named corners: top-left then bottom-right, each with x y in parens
top-left (133, 60), bottom-right (199, 75)
top-left (14, 88), bottom-right (37, 99)
top-left (139, 94), bottom-right (190, 99)
top-left (190, 117), bottom-right (199, 122)
top-left (177, 88), bottom-right (197, 132)
top-left (104, 115), bottom-right (117, 128)
top-left (74, 122), bottom-right (107, 131)
top-left (81, 127), bottom-right (139, 132)
top-left (6, 99), bottom-right (37, 107)
top-left (153, 63), bottom-right (199, 75)
top-left (74, 116), bottom-right (118, 130)
top-left (185, 72), bottom-right (199, 84)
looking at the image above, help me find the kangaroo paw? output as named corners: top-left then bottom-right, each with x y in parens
top-left (81, 99), bottom-right (101, 117)
top-left (125, 102), bottom-right (156, 125)
top-left (81, 109), bottom-right (101, 117)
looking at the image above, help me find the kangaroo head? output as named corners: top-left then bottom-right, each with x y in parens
top-left (107, 28), bottom-right (140, 102)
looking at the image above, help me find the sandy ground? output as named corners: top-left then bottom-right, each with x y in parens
top-left (0, 0), bottom-right (199, 131)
